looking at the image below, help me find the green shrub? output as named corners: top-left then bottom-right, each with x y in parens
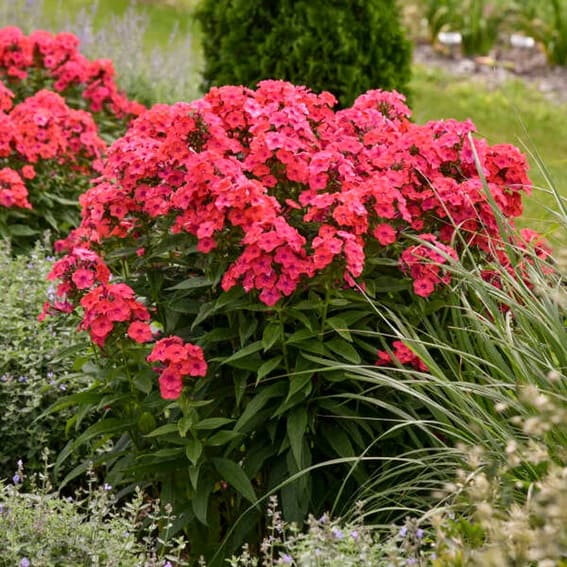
top-left (196, 0), bottom-right (412, 107)
top-left (0, 238), bottom-right (89, 481)
top-left (0, 460), bottom-right (191, 566)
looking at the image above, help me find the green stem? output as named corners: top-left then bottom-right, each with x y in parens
top-left (320, 283), bottom-right (330, 339)
top-left (278, 307), bottom-right (291, 376)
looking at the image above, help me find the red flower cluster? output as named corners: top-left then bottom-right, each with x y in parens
top-left (44, 80), bottom-right (551, 391)
top-left (55, 81), bottom-right (537, 308)
top-left (376, 341), bottom-right (428, 372)
top-left (0, 26), bottom-right (144, 118)
top-left (79, 283), bottom-right (152, 348)
top-left (39, 246), bottom-right (110, 320)
top-left (400, 234), bottom-right (459, 297)
top-left (47, 247), bottom-right (110, 295)
top-left (3, 88), bottom-right (106, 168)
top-left (147, 337), bottom-right (208, 399)
top-left (0, 166), bottom-right (30, 208)
top-left (0, 27), bottom-right (145, 238)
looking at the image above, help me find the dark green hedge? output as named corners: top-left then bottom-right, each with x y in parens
top-left (196, 0), bottom-right (412, 107)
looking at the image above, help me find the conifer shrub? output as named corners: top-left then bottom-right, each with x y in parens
top-left (196, 0), bottom-right (412, 107)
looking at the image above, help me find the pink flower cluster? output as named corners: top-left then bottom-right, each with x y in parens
top-left (0, 27), bottom-right (146, 217)
top-left (0, 87), bottom-right (106, 210)
top-left (376, 341), bottom-right (428, 372)
top-left (56, 81), bottom-right (536, 306)
top-left (147, 337), bottom-right (208, 399)
top-left (0, 166), bottom-right (30, 208)
top-left (400, 234), bottom-right (459, 297)
top-left (0, 26), bottom-right (144, 117)
top-left (40, 247), bottom-right (153, 348)
top-left (79, 283), bottom-right (152, 348)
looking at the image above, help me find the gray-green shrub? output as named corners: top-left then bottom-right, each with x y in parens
top-left (0, 460), bottom-right (190, 566)
top-left (0, 239), bottom-right (88, 481)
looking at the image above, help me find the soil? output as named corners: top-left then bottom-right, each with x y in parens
top-left (413, 42), bottom-right (567, 107)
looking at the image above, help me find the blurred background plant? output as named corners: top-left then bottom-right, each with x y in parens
top-left (512, 0), bottom-right (567, 66)
top-left (0, 0), bottom-right (201, 106)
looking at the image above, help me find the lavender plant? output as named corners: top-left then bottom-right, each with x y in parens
top-left (0, 456), bottom-right (192, 566)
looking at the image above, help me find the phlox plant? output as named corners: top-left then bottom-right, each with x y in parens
top-left (0, 26), bottom-right (144, 246)
top-left (42, 80), bottom-right (555, 563)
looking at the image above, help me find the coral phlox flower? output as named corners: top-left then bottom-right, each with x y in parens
top-left (400, 234), bottom-right (458, 298)
top-left (376, 341), bottom-right (428, 372)
top-left (78, 283), bottom-right (151, 347)
top-left (147, 336), bottom-right (207, 399)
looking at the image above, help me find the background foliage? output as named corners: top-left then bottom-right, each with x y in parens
top-left (196, 0), bottom-right (412, 107)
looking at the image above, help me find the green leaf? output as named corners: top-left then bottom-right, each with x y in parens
top-left (202, 327), bottom-right (237, 343)
top-left (153, 448), bottom-right (184, 459)
top-left (286, 309), bottom-right (316, 331)
top-left (178, 415), bottom-right (194, 437)
top-left (194, 417), bottom-right (234, 430)
top-left (212, 458), bottom-right (257, 504)
top-left (166, 276), bottom-right (212, 290)
top-left (234, 370), bottom-right (248, 407)
top-left (294, 339), bottom-right (327, 355)
top-left (221, 340), bottom-right (263, 365)
top-left (133, 372), bottom-right (153, 394)
top-left (189, 464), bottom-right (200, 491)
top-left (287, 406), bottom-right (308, 468)
top-left (185, 437), bottom-right (202, 465)
top-left (207, 430), bottom-right (242, 446)
top-left (192, 477), bottom-right (213, 525)
top-left (325, 316), bottom-right (352, 342)
top-left (166, 298), bottom-right (201, 314)
top-left (239, 313), bottom-right (258, 345)
top-left (144, 423), bottom-right (179, 438)
top-left (326, 337), bottom-right (361, 363)
top-left (55, 418), bottom-right (134, 477)
top-left (262, 322), bottom-right (282, 352)
top-left (287, 372), bottom-right (313, 401)
top-left (191, 300), bottom-right (217, 329)
top-left (9, 224), bottom-right (38, 236)
top-left (370, 275), bottom-right (411, 292)
top-left (234, 382), bottom-right (287, 432)
top-left (256, 355), bottom-right (283, 382)
top-left (287, 328), bottom-right (316, 344)
top-left (321, 424), bottom-right (355, 459)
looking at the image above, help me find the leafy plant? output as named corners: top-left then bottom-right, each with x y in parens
top-left (425, 0), bottom-right (511, 56)
top-left (195, 0), bottom-right (412, 107)
top-left (514, 0), bottom-right (567, 66)
top-left (0, 457), bottom-right (191, 566)
top-left (0, 238), bottom-right (89, 482)
top-left (41, 81), bottom-right (554, 563)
